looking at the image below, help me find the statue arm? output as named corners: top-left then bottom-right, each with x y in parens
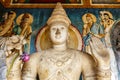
top-left (7, 53), bottom-right (39, 80)
top-left (6, 54), bottom-right (22, 80)
top-left (81, 53), bottom-right (97, 80)
top-left (96, 67), bottom-right (111, 80)
top-left (89, 36), bottom-right (111, 80)
top-left (22, 53), bottom-right (39, 80)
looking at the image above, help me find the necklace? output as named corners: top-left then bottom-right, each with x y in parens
top-left (47, 49), bottom-right (73, 67)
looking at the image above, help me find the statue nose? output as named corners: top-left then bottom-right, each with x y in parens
top-left (56, 29), bottom-right (60, 35)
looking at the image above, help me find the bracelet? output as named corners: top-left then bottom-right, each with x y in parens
top-left (97, 65), bottom-right (110, 70)
top-left (97, 68), bottom-right (111, 78)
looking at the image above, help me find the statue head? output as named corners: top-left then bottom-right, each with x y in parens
top-left (47, 2), bottom-right (71, 45)
top-left (36, 3), bottom-right (83, 51)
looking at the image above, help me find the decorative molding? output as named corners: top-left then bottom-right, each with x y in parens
top-left (0, 0), bottom-right (120, 8)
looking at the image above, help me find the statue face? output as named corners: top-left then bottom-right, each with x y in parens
top-left (50, 22), bottom-right (68, 45)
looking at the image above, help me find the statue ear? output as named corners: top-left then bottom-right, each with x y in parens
top-left (67, 32), bottom-right (70, 43)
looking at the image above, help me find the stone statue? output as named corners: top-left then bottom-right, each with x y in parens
top-left (6, 3), bottom-right (111, 80)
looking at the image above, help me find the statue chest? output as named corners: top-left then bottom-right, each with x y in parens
top-left (38, 51), bottom-right (82, 80)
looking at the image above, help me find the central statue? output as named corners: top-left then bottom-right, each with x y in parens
top-left (6, 2), bottom-right (111, 80)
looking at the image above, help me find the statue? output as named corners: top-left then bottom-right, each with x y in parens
top-left (13, 13), bottom-right (33, 53)
top-left (82, 13), bottom-right (105, 54)
top-left (100, 11), bottom-right (119, 80)
top-left (6, 3), bottom-right (111, 80)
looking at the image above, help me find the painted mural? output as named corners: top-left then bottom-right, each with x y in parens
top-left (0, 2), bottom-right (120, 80)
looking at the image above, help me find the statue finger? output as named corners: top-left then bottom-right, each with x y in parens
top-left (93, 37), bottom-right (105, 48)
top-left (91, 37), bottom-right (99, 49)
top-left (90, 38), bottom-right (104, 59)
top-left (90, 37), bottom-right (100, 52)
top-left (91, 37), bottom-right (105, 52)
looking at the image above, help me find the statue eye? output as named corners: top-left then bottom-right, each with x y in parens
top-left (52, 28), bottom-right (56, 31)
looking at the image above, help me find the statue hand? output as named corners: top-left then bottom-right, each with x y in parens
top-left (89, 36), bottom-right (110, 68)
top-left (5, 50), bottom-right (22, 78)
top-left (6, 51), bottom-right (22, 70)
top-left (5, 35), bottom-right (26, 76)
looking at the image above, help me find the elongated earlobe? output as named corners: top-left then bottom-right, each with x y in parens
top-left (67, 32), bottom-right (70, 44)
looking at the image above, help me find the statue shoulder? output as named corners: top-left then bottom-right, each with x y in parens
top-left (30, 52), bottom-right (39, 56)
top-left (23, 51), bottom-right (46, 67)
top-left (29, 51), bottom-right (45, 62)
top-left (81, 52), bottom-right (94, 61)
top-left (80, 52), bottom-right (96, 66)
top-left (71, 50), bottom-right (96, 64)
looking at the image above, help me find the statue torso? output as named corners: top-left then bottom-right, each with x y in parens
top-left (38, 49), bottom-right (82, 80)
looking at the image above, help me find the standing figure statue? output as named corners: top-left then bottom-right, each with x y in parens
top-left (13, 13), bottom-right (33, 53)
top-left (6, 3), bottom-right (111, 80)
top-left (100, 11), bottom-right (119, 80)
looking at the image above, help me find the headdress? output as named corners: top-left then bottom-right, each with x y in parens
top-left (47, 2), bottom-right (71, 27)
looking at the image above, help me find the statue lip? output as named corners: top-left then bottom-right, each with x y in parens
top-left (55, 35), bottom-right (61, 39)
